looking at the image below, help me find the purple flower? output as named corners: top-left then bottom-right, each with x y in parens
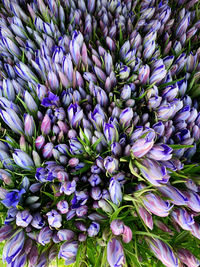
top-left (0, 225), bottom-right (13, 242)
top-left (91, 187), bottom-right (102, 200)
top-left (71, 190), bottom-right (88, 209)
top-left (46, 209), bottom-right (62, 228)
top-left (107, 238), bottom-right (125, 267)
top-left (122, 225), bottom-right (132, 244)
top-left (35, 135), bottom-right (45, 150)
top-left (2, 189), bottom-right (25, 208)
top-left (87, 222), bottom-right (100, 237)
top-left (41, 114), bottom-right (51, 135)
top-left (16, 210), bottom-right (33, 227)
top-left (119, 107), bottom-right (133, 127)
top-left (139, 158), bottom-right (170, 186)
top-left (143, 193), bottom-right (173, 217)
top-left (76, 205), bottom-right (88, 217)
top-left (24, 114), bottom-right (35, 137)
top-left (147, 238), bottom-right (178, 267)
top-left (185, 191), bottom-right (200, 212)
top-left (38, 227), bottom-right (53, 246)
top-left (68, 103), bottom-right (83, 128)
top-left (0, 108), bottom-right (23, 134)
top-left (58, 241), bottom-right (78, 265)
top-left (60, 180), bottom-right (76, 195)
top-left (110, 219), bottom-right (124, 235)
top-left (158, 185), bottom-right (188, 205)
top-left (171, 208), bottom-right (194, 231)
top-left (31, 212), bottom-right (45, 229)
top-left (104, 123), bottom-right (117, 143)
top-left (88, 174), bottom-right (101, 187)
top-left (109, 177), bottom-right (122, 206)
top-left (57, 200), bottom-right (69, 214)
top-left (41, 92), bottom-right (59, 107)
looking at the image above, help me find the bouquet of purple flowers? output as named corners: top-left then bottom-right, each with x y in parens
top-left (0, 0), bottom-right (200, 266)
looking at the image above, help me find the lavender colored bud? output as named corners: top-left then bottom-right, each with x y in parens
top-left (111, 142), bottom-right (122, 156)
top-left (88, 174), bottom-right (101, 187)
top-left (163, 55), bottom-right (174, 69)
top-left (171, 208), bottom-right (194, 231)
top-left (104, 156), bottom-right (119, 174)
top-left (150, 65), bottom-right (167, 85)
top-left (119, 107), bottom-right (133, 127)
top-left (78, 233), bottom-right (87, 242)
top-left (178, 248), bottom-right (200, 267)
top-left (186, 179), bottom-right (198, 192)
top-left (110, 219), bottom-right (124, 235)
top-left (143, 193), bottom-right (173, 217)
top-left (158, 185), bottom-right (188, 205)
top-left (60, 180), bottom-right (76, 195)
top-left (106, 36), bottom-right (116, 51)
top-left (87, 222), bottom-right (100, 237)
top-left (107, 238), bottom-right (125, 267)
top-left (120, 85), bottom-right (131, 100)
top-left (76, 205), bottom-right (88, 217)
top-left (139, 158), bottom-right (170, 186)
top-left (157, 103), bottom-right (175, 120)
top-left (29, 183), bottom-right (42, 193)
top-left (28, 246), bottom-right (38, 266)
top-left (143, 41), bottom-right (156, 60)
top-left (2, 79), bottom-right (15, 101)
top-left (16, 210), bottom-right (33, 227)
top-left (185, 191), bottom-right (200, 212)
top-left (46, 210), bottom-right (62, 228)
top-left (147, 238), bottom-right (178, 267)
top-left (41, 114), bottom-right (51, 135)
top-left (57, 200), bottom-right (69, 214)
top-left (68, 103), bottom-right (83, 128)
top-left (109, 177), bottom-right (122, 206)
top-left (3, 231), bottom-right (25, 266)
top-left (91, 187), bottom-right (102, 200)
top-left (75, 222), bottom-right (87, 232)
top-left (24, 114), bottom-right (35, 137)
top-left (12, 149), bottom-right (34, 170)
top-left (24, 91), bottom-right (38, 112)
top-left (0, 225), bottom-right (13, 242)
top-left (57, 229), bottom-right (74, 241)
top-left (176, 13), bottom-right (190, 37)
top-left (31, 212), bottom-right (44, 230)
top-left (47, 71), bottom-right (59, 91)
top-left (58, 241), bottom-right (78, 265)
top-left (0, 108), bottom-right (23, 134)
top-left (138, 206), bottom-right (153, 230)
top-left (104, 123), bottom-right (117, 143)
top-left (147, 144), bottom-right (172, 161)
top-left (119, 65), bottom-right (130, 80)
top-left (38, 227), bottom-right (53, 246)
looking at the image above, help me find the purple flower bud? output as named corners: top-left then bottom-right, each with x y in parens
top-left (0, 225), bottom-right (13, 242)
top-left (3, 230), bottom-right (25, 264)
top-left (0, 108), bottom-right (23, 134)
top-left (31, 212), bottom-right (45, 229)
top-left (88, 222), bottom-right (100, 237)
top-left (176, 13), bottom-right (190, 37)
top-left (35, 135), bottom-right (45, 150)
top-left (41, 114), bottom-right (51, 135)
top-left (139, 158), bottom-right (170, 186)
top-left (68, 158), bottom-right (79, 168)
top-left (119, 107), bottom-right (133, 127)
top-left (158, 185), bottom-right (188, 205)
top-left (59, 241), bottom-right (78, 265)
top-left (38, 227), bottom-right (53, 246)
top-left (150, 65), bottom-right (167, 85)
top-left (110, 220), bottom-right (124, 235)
top-left (28, 246), bottom-right (38, 266)
top-left (138, 64), bottom-right (150, 84)
top-left (16, 210), bottom-right (33, 227)
top-left (2, 189), bottom-right (25, 208)
top-left (147, 144), bottom-right (172, 161)
top-left (104, 156), bottom-right (119, 174)
top-left (185, 191), bottom-right (200, 212)
top-left (60, 180), bottom-right (76, 195)
top-left (109, 177), bottom-right (122, 206)
top-left (119, 65), bottom-right (130, 80)
top-left (91, 187), bottom-right (102, 200)
top-left (147, 238), bottom-right (178, 267)
top-left (111, 142), bottom-right (122, 156)
top-left (24, 114), bottom-right (35, 137)
top-left (107, 238), bottom-right (125, 267)
top-left (98, 199), bottom-right (113, 213)
top-left (106, 36), bottom-right (116, 51)
top-left (76, 205), bottom-right (88, 217)
top-left (143, 193), bottom-right (173, 217)
top-left (178, 248), bottom-right (200, 267)
top-left (171, 208), bottom-right (194, 231)
top-left (57, 200), bottom-right (69, 214)
top-left (122, 225), bottom-right (132, 243)
top-left (138, 206), bottom-right (153, 230)
top-left (2, 79), bottom-right (15, 101)
top-left (47, 71), bottom-right (59, 91)
top-left (46, 210), bottom-right (62, 228)
top-left (12, 149), bottom-right (34, 170)
top-left (24, 91), bottom-right (38, 112)
top-left (57, 229), bottom-right (75, 241)
top-left (68, 103), bottom-right (83, 128)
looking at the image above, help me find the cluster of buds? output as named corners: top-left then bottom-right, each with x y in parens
top-left (0, 0), bottom-right (200, 267)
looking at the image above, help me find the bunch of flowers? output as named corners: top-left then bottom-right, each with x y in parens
top-left (0, 0), bottom-right (200, 266)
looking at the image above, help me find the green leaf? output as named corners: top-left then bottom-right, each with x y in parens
top-left (129, 160), bottom-right (144, 180)
top-left (110, 205), bottom-right (133, 222)
top-left (74, 243), bottom-right (85, 267)
top-left (168, 144), bottom-right (194, 149)
top-left (41, 191), bottom-right (54, 200)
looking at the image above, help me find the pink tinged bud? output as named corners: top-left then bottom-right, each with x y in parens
top-left (176, 13), bottom-right (190, 37)
top-left (107, 238), bottom-right (125, 267)
top-left (138, 206), bottom-right (153, 230)
top-left (78, 233), bottom-right (87, 242)
top-left (143, 41), bottom-right (156, 60)
top-left (185, 191), bottom-right (200, 212)
top-left (139, 158), bottom-right (170, 186)
top-left (178, 248), bottom-right (199, 267)
top-left (110, 220), bottom-right (124, 235)
top-left (57, 200), bottom-right (69, 214)
top-left (68, 158), bottom-right (79, 168)
top-left (57, 121), bottom-right (68, 133)
top-left (138, 64), bottom-right (150, 84)
top-left (35, 135), bottom-right (45, 150)
top-left (48, 71), bottom-right (59, 90)
top-left (76, 205), bottom-right (88, 217)
top-left (171, 208), bottom-right (194, 231)
top-left (147, 238), bottom-right (178, 267)
top-left (57, 229), bottom-right (74, 241)
top-left (16, 210), bottom-right (33, 227)
top-left (122, 225), bottom-right (132, 243)
top-left (131, 131), bottom-right (155, 158)
top-left (143, 193), bottom-right (173, 217)
top-left (58, 241), bottom-right (78, 265)
top-left (24, 114), bottom-right (35, 137)
top-left (42, 142), bottom-right (53, 158)
top-left (3, 230), bottom-right (25, 264)
top-left (155, 221), bottom-right (172, 234)
top-left (41, 114), bottom-right (51, 135)
top-left (106, 36), bottom-right (116, 51)
top-left (190, 223), bottom-right (200, 240)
